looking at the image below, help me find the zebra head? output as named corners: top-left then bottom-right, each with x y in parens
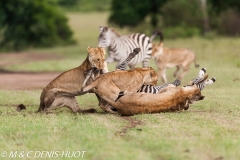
top-left (98, 26), bottom-right (112, 48)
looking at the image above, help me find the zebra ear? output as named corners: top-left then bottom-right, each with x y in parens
top-left (99, 26), bottom-right (104, 33)
top-left (100, 26), bottom-right (108, 33)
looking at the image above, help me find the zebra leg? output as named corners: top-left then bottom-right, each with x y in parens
top-left (205, 78), bottom-right (216, 86)
top-left (82, 68), bottom-right (94, 87)
top-left (197, 77), bottom-right (216, 91)
top-left (115, 91), bottom-right (124, 102)
top-left (171, 79), bottom-right (181, 86)
top-left (188, 68), bottom-right (207, 85)
top-left (117, 48), bottom-right (140, 70)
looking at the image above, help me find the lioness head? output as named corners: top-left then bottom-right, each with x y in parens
top-left (137, 67), bottom-right (158, 86)
top-left (87, 47), bottom-right (108, 73)
top-left (151, 43), bottom-right (164, 58)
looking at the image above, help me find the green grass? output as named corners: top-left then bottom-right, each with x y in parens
top-left (1, 12), bottom-right (240, 160)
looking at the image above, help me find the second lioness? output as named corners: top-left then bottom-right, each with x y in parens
top-left (151, 31), bottom-right (199, 83)
top-left (83, 67), bottom-right (158, 113)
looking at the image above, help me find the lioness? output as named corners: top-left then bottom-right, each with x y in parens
top-left (38, 47), bottom-right (107, 113)
top-left (85, 74), bottom-right (209, 116)
top-left (112, 83), bottom-right (205, 116)
top-left (151, 31), bottom-right (199, 83)
top-left (83, 67), bottom-right (158, 113)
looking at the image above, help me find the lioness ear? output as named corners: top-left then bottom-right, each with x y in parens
top-left (160, 42), bottom-right (164, 47)
top-left (150, 70), bottom-right (156, 77)
top-left (87, 47), bottom-right (96, 58)
top-left (87, 46), bottom-right (92, 52)
top-left (99, 47), bottom-right (106, 55)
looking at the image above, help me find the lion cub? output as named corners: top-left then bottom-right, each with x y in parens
top-left (151, 31), bottom-right (199, 83)
top-left (38, 47), bottom-right (107, 113)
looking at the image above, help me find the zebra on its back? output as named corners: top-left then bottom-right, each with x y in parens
top-left (98, 26), bottom-right (152, 69)
top-left (137, 79), bottom-right (181, 94)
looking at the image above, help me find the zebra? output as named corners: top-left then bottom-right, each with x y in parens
top-left (195, 77), bottom-right (216, 91)
top-left (191, 68), bottom-right (207, 84)
top-left (184, 67), bottom-right (216, 91)
top-left (115, 48), bottom-right (181, 94)
top-left (98, 26), bottom-right (152, 69)
top-left (137, 79), bottom-right (181, 94)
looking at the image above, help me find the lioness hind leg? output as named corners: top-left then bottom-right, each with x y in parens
top-left (96, 94), bottom-right (118, 114)
top-left (178, 65), bottom-right (190, 79)
top-left (45, 95), bottom-right (96, 113)
top-left (64, 97), bottom-right (96, 113)
top-left (173, 66), bottom-right (180, 78)
top-left (39, 89), bottom-right (58, 112)
top-left (45, 96), bottom-right (66, 113)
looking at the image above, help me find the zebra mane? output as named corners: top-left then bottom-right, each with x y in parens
top-left (109, 27), bottom-right (120, 37)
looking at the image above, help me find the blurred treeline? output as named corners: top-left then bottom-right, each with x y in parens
top-left (0, 0), bottom-right (240, 51)
top-left (108, 0), bottom-right (240, 38)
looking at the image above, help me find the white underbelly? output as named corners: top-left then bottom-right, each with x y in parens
top-left (166, 63), bottom-right (178, 68)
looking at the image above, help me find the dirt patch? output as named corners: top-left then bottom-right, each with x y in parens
top-left (0, 52), bottom-right (62, 67)
top-left (116, 116), bottom-right (142, 136)
top-left (0, 52), bottom-right (63, 90)
top-left (0, 72), bottom-right (61, 90)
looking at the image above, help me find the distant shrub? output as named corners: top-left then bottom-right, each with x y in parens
top-left (0, 0), bottom-right (75, 51)
top-left (220, 9), bottom-right (240, 36)
top-left (162, 26), bottom-right (201, 39)
top-left (56, 0), bottom-right (111, 12)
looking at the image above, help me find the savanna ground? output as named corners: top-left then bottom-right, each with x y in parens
top-left (0, 12), bottom-right (240, 160)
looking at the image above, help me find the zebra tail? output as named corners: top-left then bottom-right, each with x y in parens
top-left (150, 30), bottom-right (164, 43)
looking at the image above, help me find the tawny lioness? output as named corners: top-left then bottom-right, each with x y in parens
top-left (150, 31), bottom-right (199, 83)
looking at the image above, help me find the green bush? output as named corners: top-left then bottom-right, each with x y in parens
top-left (0, 0), bottom-right (75, 51)
top-left (162, 26), bottom-right (201, 39)
top-left (56, 0), bottom-right (111, 12)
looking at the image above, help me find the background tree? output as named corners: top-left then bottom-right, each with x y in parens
top-left (108, 0), bottom-right (240, 38)
top-left (0, 0), bottom-right (75, 51)
top-left (208, 0), bottom-right (240, 36)
top-left (108, 0), bottom-right (166, 28)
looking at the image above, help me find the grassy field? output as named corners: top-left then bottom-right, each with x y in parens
top-left (0, 12), bottom-right (240, 160)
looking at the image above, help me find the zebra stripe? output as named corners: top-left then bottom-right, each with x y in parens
top-left (196, 82), bottom-right (205, 91)
top-left (98, 26), bottom-right (152, 69)
top-left (137, 79), bottom-right (180, 94)
top-left (137, 83), bottom-right (168, 94)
